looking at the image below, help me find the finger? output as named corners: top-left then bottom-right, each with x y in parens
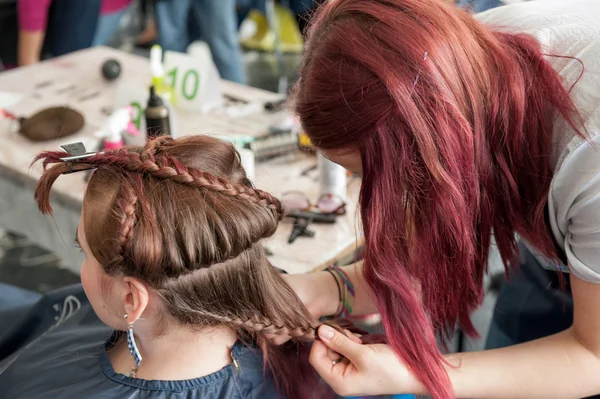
top-left (344, 329), bottom-right (363, 344)
top-left (317, 325), bottom-right (363, 364)
top-left (327, 347), bottom-right (342, 362)
top-left (310, 339), bottom-right (331, 364)
top-left (309, 340), bottom-right (347, 381)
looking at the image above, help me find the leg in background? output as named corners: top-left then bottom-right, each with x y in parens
top-left (154, 0), bottom-right (192, 53)
top-left (192, 0), bottom-right (245, 83)
top-left (92, 7), bottom-right (130, 47)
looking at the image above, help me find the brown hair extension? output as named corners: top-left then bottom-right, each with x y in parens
top-left (33, 136), bottom-right (349, 399)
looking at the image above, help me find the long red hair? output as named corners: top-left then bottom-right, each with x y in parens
top-left (294, 0), bottom-right (583, 397)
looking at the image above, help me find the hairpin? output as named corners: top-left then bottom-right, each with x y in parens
top-left (59, 142), bottom-right (99, 174)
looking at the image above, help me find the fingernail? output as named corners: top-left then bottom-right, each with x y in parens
top-left (319, 325), bottom-right (335, 340)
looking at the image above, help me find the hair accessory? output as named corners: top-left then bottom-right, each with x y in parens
top-left (124, 314), bottom-right (142, 377)
top-left (59, 142), bottom-right (99, 174)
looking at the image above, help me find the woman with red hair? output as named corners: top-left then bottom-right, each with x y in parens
top-left (284, 0), bottom-right (600, 397)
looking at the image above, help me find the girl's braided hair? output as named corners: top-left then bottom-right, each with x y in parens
top-left (33, 135), bottom-right (382, 399)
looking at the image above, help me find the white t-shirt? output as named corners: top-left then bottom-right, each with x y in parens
top-left (477, 0), bottom-right (600, 283)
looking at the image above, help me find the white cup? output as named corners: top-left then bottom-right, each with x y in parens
top-left (238, 148), bottom-right (255, 182)
top-left (318, 152), bottom-right (347, 200)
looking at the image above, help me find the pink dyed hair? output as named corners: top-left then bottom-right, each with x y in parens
top-left (294, 0), bottom-right (584, 397)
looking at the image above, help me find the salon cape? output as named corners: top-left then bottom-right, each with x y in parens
top-left (478, 0), bottom-right (600, 281)
top-left (0, 303), bottom-right (279, 399)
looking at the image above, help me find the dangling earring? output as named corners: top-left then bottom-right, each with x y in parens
top-left (124, 314), bottom-right (142, 377)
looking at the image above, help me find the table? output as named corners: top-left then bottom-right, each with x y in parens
top-left (0, 47), bottom-right (362, 275)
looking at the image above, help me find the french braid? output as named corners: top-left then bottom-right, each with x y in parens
top-left (161, 297), bottom-right (318, 338)
top-left (116, 151), bottom-right (283, 218)
top-left (115, 180), bottom-right (137, 252)
top-left (140, 135), bottom-right (173, 161)
top-left (35, 147), bottom-right (284, 219)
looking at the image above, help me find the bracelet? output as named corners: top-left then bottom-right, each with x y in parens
top-left (324, 269), bottom-right (343, 318)
top-left (325, 265), bottom-right (355, 318)
top-left (331, 264), bottom-right (355, 297)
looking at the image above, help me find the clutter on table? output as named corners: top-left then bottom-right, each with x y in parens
top-left (0, 47), bottom-right (361, 275)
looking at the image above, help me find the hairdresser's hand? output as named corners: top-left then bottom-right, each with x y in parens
top-left (310, 325), bottom-right (417, 396)
top-left (268, 272), bottom-right (339, 345)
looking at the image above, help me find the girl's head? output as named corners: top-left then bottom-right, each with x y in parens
top-left (36, 136), bottom-right (308, 333)
top-left (294, 0), bottom-right (582, 397)
top-left (34, 136), bottom-right (326, 397)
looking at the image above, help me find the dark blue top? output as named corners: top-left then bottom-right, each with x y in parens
top-left (0, 303), bottom-right (280, 399)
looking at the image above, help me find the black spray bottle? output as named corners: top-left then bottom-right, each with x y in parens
top-left (145, 85), bottom-right (171, 138)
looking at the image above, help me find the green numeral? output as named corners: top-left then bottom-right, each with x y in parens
top-left (130, 101), bottom-right (142, 130)
top-left (182, 70), bottom-right (199, 100)
top-left (166, 67), bottom-right (178, 89)
top-left (166, 66), bottom-right (200, 101)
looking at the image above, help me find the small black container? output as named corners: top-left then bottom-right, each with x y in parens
top-left (144, 85), bottom-right (171, 138)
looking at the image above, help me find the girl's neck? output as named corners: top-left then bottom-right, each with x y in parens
top-left (108, 324), bottom-right (238, 381)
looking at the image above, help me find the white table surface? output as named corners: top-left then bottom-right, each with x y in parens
top-left (0, 47), bottom-right (362, 275)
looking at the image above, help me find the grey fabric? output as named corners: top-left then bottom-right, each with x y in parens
top-left (477, 0), bottom-right (600, 284)
top-left (0, 302), bottom-right (279, 399)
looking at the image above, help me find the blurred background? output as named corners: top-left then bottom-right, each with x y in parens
top-left (0, 0), bottom-right (515, 362)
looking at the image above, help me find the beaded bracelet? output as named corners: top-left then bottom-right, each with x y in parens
top-left (324, 264), bottom-right (355, 318)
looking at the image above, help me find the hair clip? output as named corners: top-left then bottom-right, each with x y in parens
top-left (59, 142), bottom-right (99, 174)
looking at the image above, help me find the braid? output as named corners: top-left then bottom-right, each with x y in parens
top-left (35, 142), bottom-right (284, 219)
top-left (169, 303), bottom-right (317, 339)
top-left (240, 314), bottom-right (316, 338)
top-left (141, 136), bottom-right (173, 161)
top-left (90, 151), bottom-right (284, 219)
top-left (114, 178), bottom-right (139, 259)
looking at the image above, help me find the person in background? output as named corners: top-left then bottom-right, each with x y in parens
top-left (17, 0), bottom-right (131, 66)
top-left (135, 0), bottom-right (158, 47)
top-left (92, 0), bottom-right (134, 47)
top-left (154, 0), bottom-right (245, 83)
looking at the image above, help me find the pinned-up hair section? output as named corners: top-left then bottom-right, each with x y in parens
top-left (34, 135), bottom-right (342, 399)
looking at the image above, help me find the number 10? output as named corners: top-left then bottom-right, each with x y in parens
top-left (167, 67), bottom-right (200, 101)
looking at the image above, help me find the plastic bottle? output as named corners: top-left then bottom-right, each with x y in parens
top-left (96, 106), bottom-right (140, 150)
top-left (150, 45), bottom-right (176, 105)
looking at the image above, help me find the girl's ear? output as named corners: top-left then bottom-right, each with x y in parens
top-left (122, 277), bottom-right (150, 324)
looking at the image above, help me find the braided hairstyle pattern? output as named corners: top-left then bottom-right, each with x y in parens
top-left (33, 136), bottom-right (358, 399)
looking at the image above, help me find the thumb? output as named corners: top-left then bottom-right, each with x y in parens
top-left (318, 325), bottom-right (363, 363)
